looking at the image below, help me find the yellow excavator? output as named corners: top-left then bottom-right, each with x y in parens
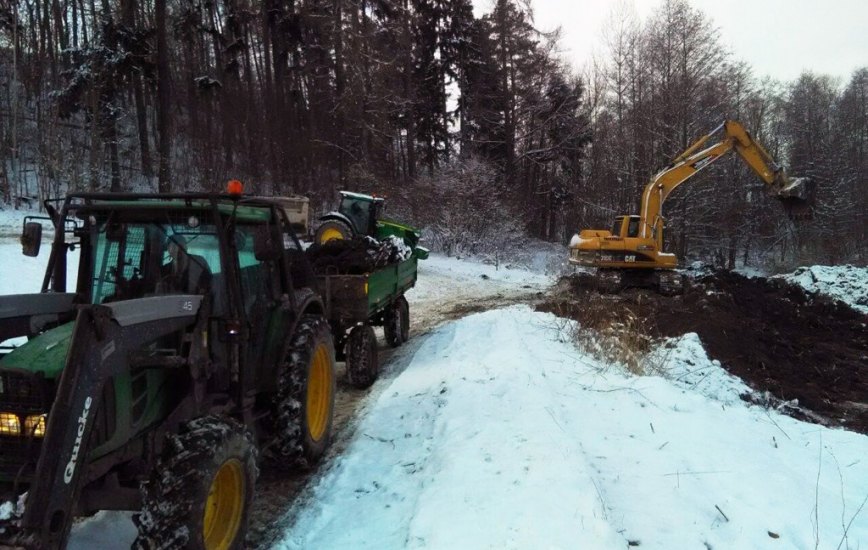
top-left (569, 120), bottom-right (813, 294)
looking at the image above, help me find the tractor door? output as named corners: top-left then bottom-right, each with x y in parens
top-left (234, 219), bottom-right (293, 391)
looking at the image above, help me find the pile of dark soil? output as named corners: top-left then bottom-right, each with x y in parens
top-left (307, 237), bottom-right (409, 275)
top-left (539, 270), bottom-right (868, 434)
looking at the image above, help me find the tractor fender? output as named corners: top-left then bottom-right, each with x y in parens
top-left (260, 288), bottom-right (327, 392)
top-left (318, 212), bottom-right (358, 234)
top-left (293, 287), bottom-right (325, 319)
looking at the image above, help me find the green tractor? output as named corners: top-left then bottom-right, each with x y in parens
top-left (0, 191), bottom-right (337, 549)
top-left (313, 191), bottom-right (420, 248)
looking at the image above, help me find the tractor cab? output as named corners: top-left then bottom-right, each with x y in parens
top-left (314, 191), bottom-right (385, 244)
top-left (338, 192), bottom-right (385, 237)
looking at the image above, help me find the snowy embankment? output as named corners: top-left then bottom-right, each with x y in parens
top-left (777, 265), bottom-right (868, 314)
top-left (276, 307), bottom-right (868, 550)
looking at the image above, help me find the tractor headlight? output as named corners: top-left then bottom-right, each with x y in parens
top-left (24, 414), bottom-right (47, 437)
top-left (0, 412), bottom-right (21, 436)
top-left (0, 413), bottom-right (47, 437)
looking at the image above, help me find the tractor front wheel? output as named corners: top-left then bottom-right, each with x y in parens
top-left (133, 416), bottom-right (258, 550)
top-left (270, 315), bottom-right (337, 469)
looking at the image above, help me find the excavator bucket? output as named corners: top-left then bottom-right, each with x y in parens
top-left (773, 176), bottom-right (815, 220)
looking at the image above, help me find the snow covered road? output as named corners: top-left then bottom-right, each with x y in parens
top-left (274, 307), bottom-right (868, 550)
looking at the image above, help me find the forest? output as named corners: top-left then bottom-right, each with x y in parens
top-left (0, 0), bottom-right (865, 268)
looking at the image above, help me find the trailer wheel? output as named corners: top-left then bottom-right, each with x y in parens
top-left (384, 296), bottom-right (410, 347)
top-left (346, 324), bottom-right (378, 389)
top-left (397, 295), bottom-right (410, 343)
top-left (384, 303), bottom-right (403, 348)
top-left (271, 315), bottom-right (336, 469)
top-left (133, 416), bottom-right (258, 550)
top-left (314, 219), bottom-right (353, 244)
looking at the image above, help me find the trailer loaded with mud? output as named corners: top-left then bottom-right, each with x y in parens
top-left (0, 189), bottom-right (424, 549)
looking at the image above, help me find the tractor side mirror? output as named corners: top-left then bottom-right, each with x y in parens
top-left (253, 226), bottom-right (280, 262)
top-left (21, 222), bottom-right (43, 257)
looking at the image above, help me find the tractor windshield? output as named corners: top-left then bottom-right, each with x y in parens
top-left (88, 216), bottom-right (223, 305)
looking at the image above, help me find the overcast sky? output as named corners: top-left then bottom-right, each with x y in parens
top-left (473, 0), bottom-right (867, 84)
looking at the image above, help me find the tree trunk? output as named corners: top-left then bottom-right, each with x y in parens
top-left (155, 0), bottom-right (171, 192)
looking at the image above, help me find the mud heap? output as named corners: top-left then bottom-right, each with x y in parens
top-left (540, 270), bottom-right (868, 434)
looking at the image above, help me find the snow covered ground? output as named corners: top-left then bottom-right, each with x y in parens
top-left (274, 308), bottom-right (868, 550)
top-left (0, 205), bottom-right (42, 238)
top-left (777, 265), bottom-right (868, 314)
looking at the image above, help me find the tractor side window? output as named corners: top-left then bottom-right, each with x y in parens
top-left (92, 235), bottom-right (120, 303)
top-left (236, 225), bottom-right (276, 316)
top-left (92, 225), bottom-right (147, 304)
top-left (157, 227), bottom-right (220, 298)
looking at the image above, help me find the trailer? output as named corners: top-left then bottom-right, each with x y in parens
top-left (317, 249), bottom-right (426, 388)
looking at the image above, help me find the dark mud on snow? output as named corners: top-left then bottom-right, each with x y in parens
top-left (539, 270), bottom-right (868, 434)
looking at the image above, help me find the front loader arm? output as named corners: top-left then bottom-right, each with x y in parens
top-left (1, 295), bottom-right (202, 550)
top-left (0, 294), bottom-right (76, 344)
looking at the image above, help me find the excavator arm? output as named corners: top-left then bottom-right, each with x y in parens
top-left (638, 120), bottom-right (812, 242)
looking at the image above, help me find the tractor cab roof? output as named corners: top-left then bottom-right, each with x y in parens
top-left (59, 193), bottom-right (280, 223)
top-left (339, 191), bottom-right (385, 204)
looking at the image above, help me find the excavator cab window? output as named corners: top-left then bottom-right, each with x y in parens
top-left (627, 217), bottom-right (640, 238)
top-left (611, 217), bottom-right (624, 237)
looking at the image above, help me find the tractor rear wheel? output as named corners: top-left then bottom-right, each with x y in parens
top-left (314, 219), bottom-right (353, 244)
top-left (270, 315), bottom-right (336, 469)
top-left (133, 416), bottom-right (258, 550)
top-left (346, 324), bottom-right (378, 388)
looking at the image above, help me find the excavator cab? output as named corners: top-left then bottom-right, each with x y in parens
top-left (611, 216), bottom-right (641, 239)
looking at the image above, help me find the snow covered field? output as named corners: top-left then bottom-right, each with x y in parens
top-left (1, 232), bottom-right (866, 549)
top-left (778, 265), bottom-right (868, 314)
